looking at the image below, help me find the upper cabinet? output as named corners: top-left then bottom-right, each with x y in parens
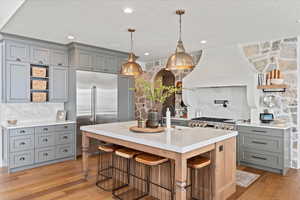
top-left (6, 61), bottom-right (30, 102)
top-left (30, 46), bottom-right (50, 65)
top-left (49, 66), bottom-right (68, 102)
top-left (50, 49), bottom-right (68, 66)
top-left (6, 41), bottom-right (30, 62)
top-left (0, 34), bottom-right (70, 103)
top-left (68, 43), bottom-right (127, 73)
top-left (78, 50), bottom-right (93, 68)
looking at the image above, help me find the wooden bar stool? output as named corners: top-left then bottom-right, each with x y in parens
top-left (96, 144), bottom-right (121, 191)
top-left (112, 148), bottom-right (141, 197)
top-left (133, 153), bottom-right (174, 200)
top-left (186, 155), bottom-right (212, 200)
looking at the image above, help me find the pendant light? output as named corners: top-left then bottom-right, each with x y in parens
top-left (120, 28), bottom-right (143, 76)
top-left (166, 9), bottom-right (194, 70)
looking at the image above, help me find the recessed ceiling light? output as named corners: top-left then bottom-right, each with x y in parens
top-left (200, 40), bottom-right (207, 44)
top-left (123, 7), bottom-right (133, 14)
top-left (67, 35), bottom-right (75, 40)
top-left (144, 52), bottom-right (150, 56)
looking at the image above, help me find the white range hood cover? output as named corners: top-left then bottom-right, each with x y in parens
top-left (183, 45), bottom-right (259, 109)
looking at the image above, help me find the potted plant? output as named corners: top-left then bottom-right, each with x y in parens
top-left (134, 78), bottom-right (180, 128)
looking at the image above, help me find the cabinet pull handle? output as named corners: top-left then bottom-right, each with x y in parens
top-left (19, 157), bottom-right (25, 161)
top-left (16, 58), bottom-right (21, 62)
top-left (251, 155), bottom-right (267, 160)
top-left (43, 153), bottom-right (48, 156)
top-left (64, 126), bottom-right (68, 129)
top-left (251, 130), bottom-right (267, 133)
top-left (20, 130), bottom-right (26, 133)
top-left (42, 138), bottom-right (48, 142)
top-left (63, 149), bottom-right (68, 153)
top-left (63, 136), bottom-right (68, 139)
top-left (58, 63), bottom-right (63, 66)
top-left (252, 141), bottom-right (267, 145)
top-left (20, 142), bottom-right (26, 145)
top-left (43, 128), bottom-right (48, 131)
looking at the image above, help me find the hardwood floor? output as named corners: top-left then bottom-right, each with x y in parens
top-left (0, 156), bottom-right (299, 200)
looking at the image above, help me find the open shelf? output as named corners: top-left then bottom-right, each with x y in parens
top-left (257, 84), bottom-right (287, 89)
top-left (257, 84), bottom-right (288, 92)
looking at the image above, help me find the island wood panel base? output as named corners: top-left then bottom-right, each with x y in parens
top-left (81, 131), bottom-right (236, 200)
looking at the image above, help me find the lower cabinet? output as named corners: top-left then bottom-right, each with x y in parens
top-left (237, 125), bottom-right (291, 175)
top-left (4, 123), bottom-right (76, 172)
top-left (35, 147), bottom-right (55, 163)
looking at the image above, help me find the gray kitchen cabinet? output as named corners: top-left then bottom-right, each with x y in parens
top-left (49, 66), bottom-right (68, 102)
top-left (2, 122), bottom-right (76, 172)
top-left (93, 53), bottom-right (105, 71)
top-left (30, 46), bottom-right (50, 65)
top-left (237, 125), bottom-right (291, 175)
top-left (6, 61), bottom-right (30, 102)
top-left (118, 75), bottom-right (135, 121)
top-left (78, 50), bottom-right (93, 67)
top-left (50, 49), bottom-right (68, 66)
top-left (5, 40), bottom-right (30, 62)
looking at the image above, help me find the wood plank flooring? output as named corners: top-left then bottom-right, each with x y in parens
top-left (0, 156), bottom-right (299, 200)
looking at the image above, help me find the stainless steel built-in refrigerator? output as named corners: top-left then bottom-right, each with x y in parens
top-left (76, 70), bottom-right (119, 155)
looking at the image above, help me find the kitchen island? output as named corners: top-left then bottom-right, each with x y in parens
top-left (81, 121), bottom-right (238, 200)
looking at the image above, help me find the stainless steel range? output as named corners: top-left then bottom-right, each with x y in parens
top-left (169, 117), bottom-right (236, 130)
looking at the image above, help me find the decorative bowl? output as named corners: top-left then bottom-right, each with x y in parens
top-left (271, 79), bottom-right (284, 85)
top-left (7, 120), bottom-right (17, 125)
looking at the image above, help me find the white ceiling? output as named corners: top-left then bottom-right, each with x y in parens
top-left (1, 0), bottom-right (300, 61)
top-left (0, 0), bottom-right (24, 30)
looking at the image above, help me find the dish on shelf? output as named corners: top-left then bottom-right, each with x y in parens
top-left (7, 120), bottom-right (17, 125)
top-left (271, 79), bottom-right (284, 85)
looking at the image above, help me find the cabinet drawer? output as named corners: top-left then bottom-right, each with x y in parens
top-left (239, 133), bottom-right (283, 153)
top-left (35, 134), bottom-right (55, 148)
top-left (10, 128), bottom-right (34, 137)
top-left (55, 124), bottom-right (75, 132)
top-left (56, 144), bottom-right (74, 159)
top-left (35, 147), bottom-right (55, 163)
top-left (10, 135), bottom-right (34, 152)
top-left (237, 126), bottom-right (283, 137)
top-left (239, 149), bottom-right (283, 169)
top-left (56, 132), bottom-right (73, 145)
top-left (10, 150), bottom-right (34, 168)
top-left (6, 41), bottom-right (30, 62)
top-left (35, 126), bottom-right (54, 134)
top-left (30, 46), bottom-right (50, 65)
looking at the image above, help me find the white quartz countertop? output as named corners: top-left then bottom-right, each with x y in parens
top-left (1, 120), bottom-right (76, 129)
top-left (237, 122), bottom-right (293, 130)
top-left (80, 121), bottom-right (238, 153)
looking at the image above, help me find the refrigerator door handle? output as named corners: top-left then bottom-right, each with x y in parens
top-left (90, 86), bottom-right (97, 124)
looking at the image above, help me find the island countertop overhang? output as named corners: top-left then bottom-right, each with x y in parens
top-left (80, 121), bottom-right (238, 153)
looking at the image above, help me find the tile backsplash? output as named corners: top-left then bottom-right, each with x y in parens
top-left (0, 103), bottom-right (64, 123)
top-left (189, 86), bottom-right (250, 120)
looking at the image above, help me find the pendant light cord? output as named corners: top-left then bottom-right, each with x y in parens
top-left (130, 31), bottom-right (133, 53)
top-left (179, 13), bottom-right (182, 41)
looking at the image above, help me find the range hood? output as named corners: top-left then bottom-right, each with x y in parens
top-left (182, 45), bottom-right (260, 120)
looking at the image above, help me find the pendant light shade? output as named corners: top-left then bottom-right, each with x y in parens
top-left (166, 9), bottom-right (194, 71)
top-left (120, 29), bottom-right (143, 76)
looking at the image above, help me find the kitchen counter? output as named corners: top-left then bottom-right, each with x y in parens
top-left (1, 120), bottom-right (76, 129)
top-left (80, 121), bottom-right (237, 153)
top-left (237, 122), bottom-right (293, 130)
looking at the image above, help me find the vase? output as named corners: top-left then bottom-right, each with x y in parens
top-left (146, 110), bottom-right (160, 128)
